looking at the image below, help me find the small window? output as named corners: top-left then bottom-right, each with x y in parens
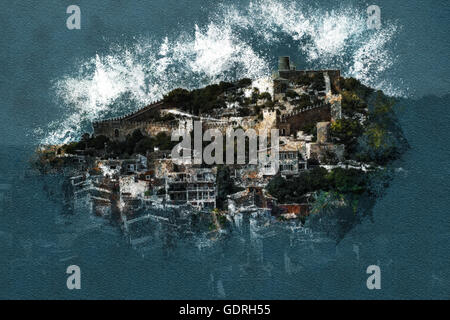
top-left (114, 129), bottom-right (119, 137)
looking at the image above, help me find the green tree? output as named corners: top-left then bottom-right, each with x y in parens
top-left (341, 91), bottom-right (368, 116)
top-left (237, 78), bottom-right (252, 88)
top-left (286, 90), bottom-right (299, 99)
top-left (134, 137), bottom-right (154, 154)
top-left (163, 88), bottom-right (192, 105)
top-left (259, 92), bottom-right (272, 101)
top-left (87, 135), bottom-right (109, 150)
top-left (330, 119), bottom-right (363, 147)
top-left (154, 132), bottom-right (175, 150)
top-left (327, 168), bottom-right (367, 195)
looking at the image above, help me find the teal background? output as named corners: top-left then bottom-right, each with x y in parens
top-left (0, 0), bottom-right (449, 299)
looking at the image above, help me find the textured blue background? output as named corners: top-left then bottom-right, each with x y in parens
top-left (0, 0), bottom-right (449, 299)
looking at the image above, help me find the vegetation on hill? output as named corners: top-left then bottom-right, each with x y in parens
top-left (267, 76), bottom-right (408, 222)
top-left (162, 78), bottom-right (275, 118)
top-left (329, 77), bottom-right (409, 165)
top-left (267, 167), bottom-right (369, 204)
top-left (163, 79), bottom-right (252, 115)
top-left (293, 72), bottom-right (325, 90)
top-left (61, 129), bottom-right (175, 158)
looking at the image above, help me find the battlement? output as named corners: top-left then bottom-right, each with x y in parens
top-left (280, 102), bottom-right (329, 122)
top-left (93, 98), bottom-right (166, 125)
top-left (278, 102), bottom-right (332, 136)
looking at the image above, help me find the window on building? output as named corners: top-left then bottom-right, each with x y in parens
top-left (114, 129), bottom-right (119, 137)
top-left (281, 164), bottom-right (294, 172)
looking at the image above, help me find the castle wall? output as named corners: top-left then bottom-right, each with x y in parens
top-left (203, 116), bottom-right (257, 134)
top-left (144, 123), bottom-right (176, 137)
top-left (93, 121), bottom-right (175, 141)
top-left (278, 123), bottom-right (291, 136)
top-left (278, 69), bottom-right (340, 83)
top-left (92, 99), bottom-right (172, 141)
top-left (280, 104), bottom-right (332, 133)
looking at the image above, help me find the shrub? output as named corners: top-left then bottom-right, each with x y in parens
top-left (237, 78), bottom-right (252, 88)
top-left (163, 88), bottom-right (191, 105)
top-left (259, 92), bottom-right (272, 101)
top-left (286, 90), bottom-right (299, 99)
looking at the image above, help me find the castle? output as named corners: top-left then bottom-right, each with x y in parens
top-left (92, 56), bottom-right (342, 141)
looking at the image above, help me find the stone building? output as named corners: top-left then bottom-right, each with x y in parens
top-left (165, 168), bottom-right (217, 210)
top-left (274, 56), bottom-right (341, 92)
top-left (278, 103), bottom-right (333, 136)
top-left (272, 56), bottom-right (342, 136)
top-left (308, 122), bottom-right (345, 163)
top-left (92, 100), bottom-right (174, 141)
top-left (278, 142), bottom-right (307, 176)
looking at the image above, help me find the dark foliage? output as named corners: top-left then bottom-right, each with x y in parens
top-left (216, 166), bottom-right (244, 209)
top-left (266, 167), bottom-right (369, 203)
top-left (163, 81), bottom-right (242, 115)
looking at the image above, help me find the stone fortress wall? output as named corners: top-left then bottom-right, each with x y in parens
top-left (92, 56), bottom-right (342, 142)
top-left (274, 56), bottom-right (342, 136)
top-left (93, 120), bottom-right (175, 141)
top-left (278, 104), bottom-right (332, 136)
top-left (92, 99), bottom-right (173, 141)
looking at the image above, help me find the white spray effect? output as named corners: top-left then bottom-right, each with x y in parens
top-left (38, 0), bottom-right (403, 145)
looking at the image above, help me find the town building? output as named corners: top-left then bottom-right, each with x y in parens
top-left (307, 122), bottom-right (345, 164)
top-left (165, 168), bottom-right (217, 210)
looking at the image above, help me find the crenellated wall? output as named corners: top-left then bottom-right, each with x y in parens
top-left (93, 120), bottom-right (175, 141)
top-left (92, 99), bottom-right (173, 140)
top-left (279, 103), bottom-right (332, 133)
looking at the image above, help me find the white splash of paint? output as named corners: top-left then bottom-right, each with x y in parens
top-left (39, 0), bottom-right (404, 145)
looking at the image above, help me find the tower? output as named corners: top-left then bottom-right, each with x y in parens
top-left (278, 56), bottom-right (290, 71)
